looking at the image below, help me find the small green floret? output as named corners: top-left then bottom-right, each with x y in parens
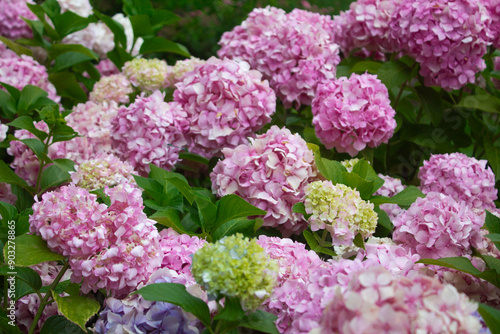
top-left (191, 233), bottom-right (278, 311)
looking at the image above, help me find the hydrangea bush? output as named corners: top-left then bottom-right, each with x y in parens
top-left (0, 0), bottom-right (499, 333)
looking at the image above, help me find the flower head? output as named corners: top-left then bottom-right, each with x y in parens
top-left (305, 180), bottom-right (378, 245)
top-left (174, 57), bottom-right (276, 158)
top-left (165, 57), bottom-right (206, 88)
top-left (191, 234), bottom-right (278, 311)
top-left (0, 0), bottom-right (37, 40)
top-left (89, 74), bottom-right (133, 104)
top-left (312, 73), bottom-right (396, 156)
top-left (122, 58), bottom-right (169, 92)
top-left (211, 126), bottom-right (317, 236)
top-left (375, 174), bottom-right (406, 221)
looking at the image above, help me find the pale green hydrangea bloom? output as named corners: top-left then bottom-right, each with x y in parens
top-left (122, 58), bottom-right (168, 92)
top-left (340, 158), bottom-right (361, 172)
top-left (191, 233), bottom-right (278, 311)
top-left (304, 180), bottom-right (377, 246)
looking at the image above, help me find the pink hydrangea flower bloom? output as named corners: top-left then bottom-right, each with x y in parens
top-left (0, 183), bottom-right (17, 206)
top-left (165, 57), bottom-right (206, 88)
top-left (419, 153), bottom-right (497, 211)
top-left (483, 0), bottom-right (500, 48)
top-left (0, 0), bottom-right (37, 40)
top-left (111, 91), bottom-right (189, 175)
top-left (393, 192), bottom-right (484, 259)
top-left (0, 55), bottom-right (60, 102)
top-left (0, 42), bottom-right (17, 59)
top-left (89, 74), bottom-right (133, 104)
top-left (316, 266), bottom-right (481, 334)
top-left (312, 73), bottom-right (396, 157)
top-left (174, 57), bottom-right (276, 158)
top-left (218, 6), bottom-right (340, 108)
top-left (375, 173), bottom-right (406, 221)
top-left (211, 126), bottom-right (318, 236)
top-left (95, 59), bottom-right (119, 76)
top-left (389, 0), bottom-right (491, 91)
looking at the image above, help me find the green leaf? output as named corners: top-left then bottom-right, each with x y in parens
top-left (478, 303), bottom-right (500, 334)
top-left (212, 217), bottom-right (258, 241)
top-left (129, 15), bottom-right (154, 38)
top-left (194, 195), bottom-right (217, 232)
top-left (94, 11), bottom-right (127, 47)
top-left (52, 52), bottom-right (95, 72)
top-left (0, 309), bottom-right (23, 334)
top-left (214, 194), bottom-right (266, 229)
top-left (460, 87), bottom-right (500, 113)
top-left (18, 85), bottom-right (49, 114)
top-left (150, 209), bottom-right (185, 234)
top-left (40, 315), bottom-right (86, 334)
top-left (416, 257), bottom-right (482, 276)
top-left (50, 44), bottom-right (98, 60)
top-left (314, 156), bottom-right (347, 184)
top-left (484, 139), bottom-right (500, 182)
top-left (482, 255), bottom-right (500, 274)
top-left (0, 89), bottom-right (17, 119)
top-left (376, 60), bottom-right (412, 90)
top-left (21, 138), bottom-right (47, 161)
top-left (3, 234), bottom-right (65, 267)
top-left (39, 164), bottom-right (71, 192)
top-left (485, 234), bottom-right (500, 243)
top-left (52, 159), bottom-right (75, 173)
top-left (140, 37), bottom-right (190, 57)
top-left (0, 161), bottom-right (34, 193)
top-left (135, 283), bottom-right (212, 328)
top-left (150, 10), bottom-right (181, 29)
top-left (51, 124), bottom-right (79, 143)
top-left (0, 201), bottom-right (17, 224)
top-left (353, 233), bottom-right (365, 250)
top-left (106, 44), bottom-right (133, 69)
top-left (122, 0), bottom-right (154, 15)
top-left (166, 177), bottom-right (195, 205)
top-left (374, 206), bottom-right (393, 233)
top-left (0, 266), bottom-right (42, 292)
top-left (179, 152), bottom-right (210, 166)
top-left (51, 11), bottom-right (89, 38)
top-left (52, 294), bottom-right (100, 331)
top-left (0, 82), bottom-right (20, 102)
top-left (48, 72), bottom-right (87, 102)
top-left (351, 61), bottom-right (382, 74)
top-left (239, 309), bottom-right (279, 334)
top-left (485, 211), bottom-right (500, 234)
top-left (0, 37), bottom-right (33, 57)
top-left (342, 172), bottom-right (374, 200)
top-left (415, 86), bottom-right (443, 127)
top-left (369, 186), bottom-right (425, 207)
top-left (214, 296), bottom-right (245, 321)
top-left (292, 202), bottom-right (307, 215)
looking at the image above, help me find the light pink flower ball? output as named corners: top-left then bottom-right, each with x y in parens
top-left (210, 126), bottom-right (317, 236)
top-left (312, 73), bottom-right (396, 157)
top-left (389, 0), bottom-right (491, 91)
top-left (419, 153), bottom-right (497, 211)
top-left (0, 0), bottom-right (37, 40)
top-left (111, 91), bottom-right (189, 175)
top-left (375, 173), bottom-right (406, 221)
top-left (218, 6), bottom-right (340, 108)
top-left (0, 42), bottom-right (17, 59)
top-left (393, 192), bottom-right (484, 259)
top-left (95, 59), bottom-right (119, 76)
top-left (0, 55), bottom-right (60, 102)
top-left (174, 57), bottom-right (276, 158)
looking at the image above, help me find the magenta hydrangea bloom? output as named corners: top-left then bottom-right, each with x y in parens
top-left (419, 153), bottom-right (497, 211)
top-left (0, 0), bottom-right (37, 40)
top-left (312, 73), bottom-right (396, 157)
top-left (70, 183), bottom-right (163, 297)
top-left (29, 184), bottom-right (109, 258)
top-left (211, 126), bottom-right (318, 236)
top-left (393, 192), bottom-right (484, 259)
top-left (0, 55), bottom-right (60, 102)
top-left (165, 57), bottom-right (206, 88)
top-left (331, 0), bottom-right (403, 56)
top-left (389, 0), bottom-right (491, 91)
top-left (95, 59), bottom-right (119, 76)
top-left (89, 74), bottom-right (133, 104)
top-left (218, 6), bottom-right (340, 108)
top-left (111, 91), bottom-right (189, 175)
top-left (0, 183), bottom-right (17, 206)
top-left (316, 266), bottom-right (481, 334)
top-left (173, 57), bottom-right (276, 158)
top-left (159, 228), bottom-right (206, 278)
top-left (484, 0), bottom-right (500, 48)
top-left (0, 42), bottom-right (17, 59)
top-left (375, 173), bottom-right (406, 221)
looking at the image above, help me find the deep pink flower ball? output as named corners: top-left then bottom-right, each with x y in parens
top-left (317, 266), bottom-right (480, 334)
top-left (389, 0), bottom-right (491, 91)
top-left (173, 57), bottom-right (276, 158)
top-left (484, 0), bottom-right (500, 49)
top-left (211, 126), bottom-right (318, 236)
top-left (95, 59), bottom-right (119, 76)
top-left (0, 0), bottom-right (37, 40)
top-left (418, 153), bottom-right (497, 211)
top-left (218, 6), bottom-right (340, 108)
top-left (111, 91), bottom-right (189, 175)
top-left (0, 42), bottom-right (17, 59)
top-left (29, 185), bottom-right (109, 258)
top-left (332, 0), bottom-right (403, 56)
top-left (312, 73), bottom-right (396, 157)
top-left (393, 192), bottom-right (484, 259)
top-left (0, 55), bottom-right (60, 102)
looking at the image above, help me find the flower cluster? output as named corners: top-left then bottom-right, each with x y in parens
top-left (332, 0), bottom-right (402, 56)
top-left (218, 6), bottom-right (340, 108)
top-left (315, 266), bottom-right (480, 333)
top-left (96, 59), bottom-right (119, 76)
top-left (211, 126), bottom-right (317, 236)
top-left (57, 0), bottom-right (93, 17)
top-left (0, 183), bottom-right (17, 206)
top-left (0, 41), bottom-right (16, 59)
top-left (304, 180), bottom-right (378, 245)
top-left (191, 234), bottom-right (278, 311)
top-left (70, 153), bottom-right (136, 191)
top-left (122, 57), bottom-right (169, 93)
top-left (389, 0), bottom-right (490, 90)
top-left (0, 0), bottom-right (36, 40)
top-left (174, 57), bottom-right (276, 158)
top-left (111, 91), bottom-right (188, 175)
top-left (89, 74), bottom-right (133, 104)
top-left (375, 173), bottom-right (406, 221)
top-left (0, 122), bottom-right (8, 142)
top-left (485, 0), bottom-right (500, 49)
top-left (312, 73), bottom-right (396, 156)
top-left (95, 269), bottom-right (200, 334)
top-left (418, 153), bottom-right (497, 211)
top-left (165, 57), bottom-right (206, 88)
top-left (0, 55), bottom-right (60, 102)
top-left (393, 192), bottom-right (484, 259)
top-left (340, 158), bottom-right (361, 172)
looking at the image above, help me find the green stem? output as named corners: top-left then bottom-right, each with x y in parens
top-left (34, 128), bottom-right (54, 196)
top-left (28, 261), bottom-right (69, 334)
top-left (393, 80), bottom-right (407, 109)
